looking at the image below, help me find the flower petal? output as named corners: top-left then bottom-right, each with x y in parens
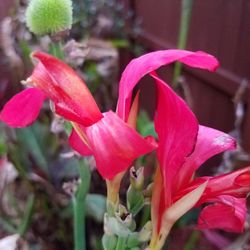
top-left (153, 181), bottom-right (207, 249)
top-left (177, 167), bottom-right (250, 206)
top-left (69, 129), bottom-right (92, 156)
top-left (175, 125), bottom-right (236, 192)
top-left (0, 88), bottom-right (45, 127)
top-left (152, 73), bottom-right (198, 205)
top-left (184, 167), bottom-right (250, 206)
top-left (127, 91), bottom-right (140, 128)
top-left (30, 52), bottom-right (103, 126)
top-left (117, 49), bottom-right (219, 121)
top-left (198, 195), bottom-right (246, 232)
top-left (85, 111), bottom-right (157, 180)
top-left (151, 166), bottom-right (165, 239)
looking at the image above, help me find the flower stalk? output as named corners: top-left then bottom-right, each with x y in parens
top-left (106, 173), bottom-right (124, 215)
top-left (73, 160), bottom-right (91, 250)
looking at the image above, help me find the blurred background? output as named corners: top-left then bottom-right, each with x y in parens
top-left (0, 0), bottom-right (250, 249)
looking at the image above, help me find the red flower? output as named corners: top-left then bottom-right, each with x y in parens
top-left (70, 111), bottom-right (156, 180)
top-left (112, 49), bottom-right (249, 249)
top-left (0, 51), bottom-right (156, 180)
top-left (69, 49), bottom-right (219, 180)
top-left (0, 52), bottom-right (103, 127)
top-left (149, 74), bottom-right (249, 248)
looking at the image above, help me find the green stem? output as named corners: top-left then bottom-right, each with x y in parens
top-left (73, 197), bottom-right (86, 250)
top-left (173, 0), bottom-right (194, 87)
top-left (50, 41), bottom-right (64, 59)
top-left (73, 160), bottom-right (91, 250)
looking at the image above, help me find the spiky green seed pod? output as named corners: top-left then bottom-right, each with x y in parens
top-left (25, 0), bottom-right (73, 36)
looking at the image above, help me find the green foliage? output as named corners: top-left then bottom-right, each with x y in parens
top-left (16, 127), bottom-right (48, 173)
top-left (17, 195), bottom-right (35, 237)
top-left (85, 194), bottom-right (106, 222)
top-left (136, 111), bottom-right (157, 138)
top-left (26, 0), bottom-right (73, 35)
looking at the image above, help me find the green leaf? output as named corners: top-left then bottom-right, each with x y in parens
top-left (0, 217), bottom-right (17, 234)
top-left (136, 111), bottom-right (157, 138)
top-left (85, 194), bottom-right (106, 222)
top-left (17, 195), bottom-right (35, 236)
top-left (16, 127), bottom-right (48, 173)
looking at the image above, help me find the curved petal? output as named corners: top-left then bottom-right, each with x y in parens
top-left (127, 91), bottom-right (140, 128)
top-left (117, 49), bottom-right (219, 121)
top-left (175, 125), bottom-right (236, 192)
top-left (68, 129), bottom-right (92, 156)
top-left (152, 73), bottom-right (198, 205)
top-left (190, 166), bottom-right (250, 206)
top-left (176, 167), bottom-right (250, 205)
top-left (85, 111), bottom-right (157, 180)
top-left (151, 166), bottom-right (165, 239)
top-left (0, 88), bottom-right (45, 127)
top-left (30, 52), bottom-right (103, 126)
top-left (198, 196), bottom-right (246, 232)
top-left (153, 181), bottom-right (207, 249)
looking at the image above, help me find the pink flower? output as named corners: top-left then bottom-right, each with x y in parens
top-left (148, 74), bottom-right (249, 248)
top-left (70, 111), bottom-right (156, 180)
top-left (0, 52), bottom-right (155, 180)
top-left (113, 49), bottom-right (249, 248)
top-left (69, 49), bottom-right (219, 180)
top-left (0, 52), bottom-right (103, 127)
top-left (151, 74), bottom-right (250, 239)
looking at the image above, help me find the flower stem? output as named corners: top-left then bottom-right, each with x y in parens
top-left (73, 160), bottom-right (91, 250)
top-left (49, 41), bottom-right (64, 59)
top-left (73, 197), bottom-right (85, 250)
top-left (106, 172), bottom-right (124, 215)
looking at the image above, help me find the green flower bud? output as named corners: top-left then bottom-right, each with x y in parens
top-left (130, 167), bottom-right (144, 190)
top-left (25, 0), bottom-right (73, 35)
top-left (102, 234), bottom-right (117, 250)
top-left (127, 233), bottom-right (140, 248)
top-left (127, 185), bottom-right (145, 216)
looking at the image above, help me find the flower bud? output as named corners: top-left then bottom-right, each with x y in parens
top-left (127, 233), bottom-right (140, 248)
top-left (102, 234), bottom-right (117, 250)
top-left (126, 185), bottom-right (145, 216)
top-left (130, 166), bottom-right (144, 190)
top-left (26, 0), bottom-right (73, 35)
top-left (115, 205), bottom-right (135, 229)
